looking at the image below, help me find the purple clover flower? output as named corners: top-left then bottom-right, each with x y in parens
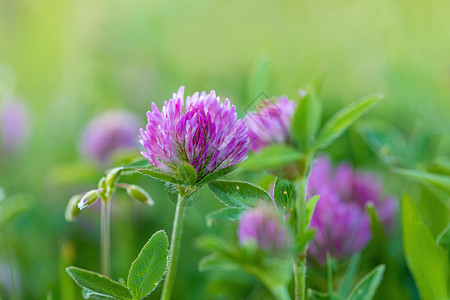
top-left (238, 204), bottom-right (291, 255)
top-left (139, 86), bottom-right (249, 181)
top-left (0, 98), bottom-right (29, 154)
top-left (247, 96), bottom-right (296, 152)
top-left (81, 110), bottom-right (140, 164)
top-left (307, 156), bottom-right (397, 264)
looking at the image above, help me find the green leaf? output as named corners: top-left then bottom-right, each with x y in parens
top-left (109, 159), bottom-right (152, 173)
top-left (402, 193), bottom-right (448, 300)
top-left (199, 254), bottom-right (239, 272)
top-left (0, 194), bottom-right (30, 228)
top-left (315, 94), bottom-right (381, 151)
top-left (296, 229), bottom-right (316, 251)
top-left (195, 235), bottom-right (229, 253)
top-left (366, 204), bottom-right (387, 252)
top-left (273, 178), bottom-right (296, 210)
top-left (291, 87), bottom-right (321, 151)
top-left (195, 165), bottom-right (237, 187)
top-left (208, 180), bottom-right (271, 208)
top-left (347, 265), bottom-right (385, 300)
top-left (241, 145), bottom-right (303, 172)
top-left (247, 55), bottom-right (269, 101)
top-left (307, 289), bottom-right (331, 300)
top-left (66, 267), bottom-right (132, 299)
top-left (177, 162), bottom-right (197, 186)
top-left (206, 207), bottom-right (247, 226)
top-left (136, 168), bottom-right (185, 186)
top-left (395, 168), bottom-right (450, 194)
top-left (127, 230), bottom-right (169, 299)
top-left (306, 195), bottom-right (320, 227)
top-left (436, 223), bottom-right (450, 248)
top-left (337, 253), bottom-right (361, 298)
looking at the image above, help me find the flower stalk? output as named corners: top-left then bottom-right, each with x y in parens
top-left (100, 197), bottom-right (111, 276)
top-left (161, 193), bottom-right (188, 300)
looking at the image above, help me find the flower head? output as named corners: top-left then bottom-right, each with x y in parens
top-left (238, 204), bottom-right (291, 255)
top-left (0, 98), bottom-right (29, 154)
top-left (81, 110), bottom-right (140, 164)
top-left (247, 96), bottom-right (296, 152)
top-left (139, 86), bottom-right (248, 181)
top-left (307, 157), bottom-right (397, 263)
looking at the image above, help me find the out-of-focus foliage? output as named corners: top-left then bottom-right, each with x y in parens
top-left (1, 0), bottom-right (449, 299)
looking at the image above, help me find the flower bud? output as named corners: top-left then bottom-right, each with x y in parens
top-left (106, 168), bottom-right (122, 193)
top-left (78, 190), bottom-right (100, 210)
top-left (65, 194), bottom-right (83, 222)
top-left (126, 185), bottom-right (154, 206)
top-left (98, 176), bottom-right (107, 191)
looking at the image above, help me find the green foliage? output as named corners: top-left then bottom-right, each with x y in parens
top-left (402, 193), bottom-right (448, 300)
top-left (291, 86), bottom-right (321, 152)
top-left (67, 231), bottom-right (169, 300)
top-left (337, 253), bottom-right (361, 298)
top-left (273, 177), bottom-right (296, 210)
top-left (177, 162), bottom-right (197, 186)
top-left (0, 193), bottom-right (30, 228)
top-left (240, 145), bottom-right (303, 172)
top-left (137, 168), bottom-right (186, 186)
top-left (195, 165), bottom-right (238, 187)
top-left (306, 195), bottom-right (320, 227)
top-left (206, 207), bottom-right (247, 226)
top-left (395, 168), bottom-right (450, 194)
top-left (347, 265), bottom-right (385, 300)
top-left (247, 55), bottom-right (270, 100)
top-left (208, 180), bottom-right (271, 208)
top-left (66, 267), bottom-right (133, 300)
top-left (196, 235), bottom-right (293, 297)
top-left (127, 230), bottom-right (169, 299)
top-left (314, 94), bottom-right (382, 151)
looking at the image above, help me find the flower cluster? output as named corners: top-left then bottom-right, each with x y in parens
top-left (307, 157), bottom-right (397, 263)
top-left (139, 86), bottom-right (249, 181)
top-left (238, 204), bottom-right (291, 255)
top-left (81, 110), bottom-right (140, 164)
top-left (247, 96), bottom-right (296, 152)
top-left (0, 98), bottom-right (29, 154)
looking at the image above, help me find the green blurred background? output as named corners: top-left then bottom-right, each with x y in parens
top-left (1, 0), bottom-right (449, 299)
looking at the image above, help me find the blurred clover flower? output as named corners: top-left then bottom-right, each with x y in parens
top-left (238, 204), bottom-right (291, 255)
top-left (247, 96), bottom-right (296, 152)
top-left (81, 110), bottom-right (140, 164)
top-left (139, 86), bottom-right (248, 182)
top-left (307, 156), bottom-right (397, 263)
top-left (0, 98), bottom-right (29, 154)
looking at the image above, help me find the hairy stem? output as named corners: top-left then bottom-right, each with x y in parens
top-left (100, 199), bottom-right (111, 276)
top-left (161, 193), bottom-right (187, 300)
top-left (294, 155), bottom-right (313, 300)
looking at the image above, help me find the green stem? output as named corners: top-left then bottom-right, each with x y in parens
top-left (294, 257), bottom-right (306, 300)
top-left (271, 286), bottom-right (291, 300)
top-left (293, 154), bottom-right (313, 300)
top-left (100, 199), bottom-right (111, 276)
top-left (161, 193), bottom-right (187, 300)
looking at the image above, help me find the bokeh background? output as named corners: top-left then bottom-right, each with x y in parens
top-left (1, 0), bottom-right (449, 299)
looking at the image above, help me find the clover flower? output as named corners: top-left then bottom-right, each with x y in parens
top-left (238, 204), bottom-right (291, 255)
top-left (81, 110), bottom-right (140, 164)
top-left (247, 96), bottom-right (296, 152)
top-left (139, 86), bottom-right (249, 181)
top-left (0, 98), bottom-right (29, 154)
top-left (307, 157), bottom-right (397, 263)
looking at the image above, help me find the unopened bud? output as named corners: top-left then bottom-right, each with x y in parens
top-left (65, 194), bottom-right (83, 222)
top-left (126, 185), bottom-right (154, 206)
top-left (106, 168), bottom-right (122, 194)
top-left (98, 177), bottom-right (107, 196)
top-left (78, 190), bottom-right (99, 210)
